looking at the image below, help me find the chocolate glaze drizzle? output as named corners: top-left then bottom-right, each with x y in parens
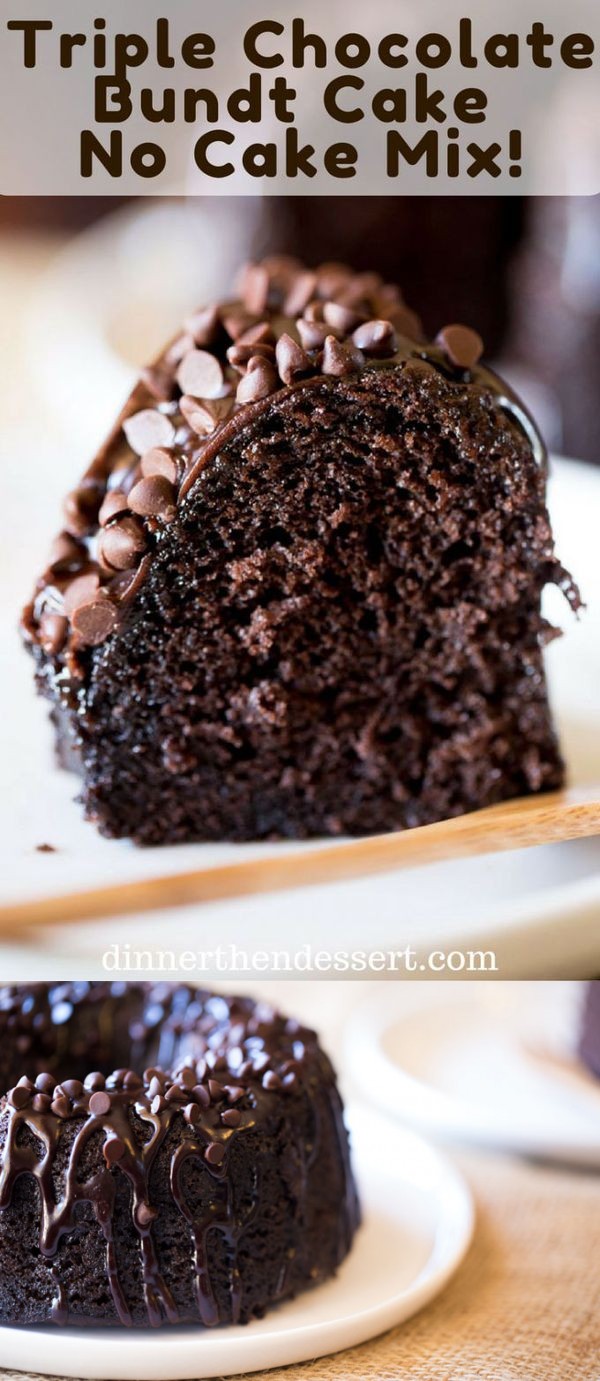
top-left (0, 983), bottom-right (359, 1328)
top-left (21, 255), bottom-right (546, 680)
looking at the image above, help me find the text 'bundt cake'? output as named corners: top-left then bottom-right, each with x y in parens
top-left (22, 256), bottom-right (577, 844)
top-left (0, 983), bottom-right (359, 1327)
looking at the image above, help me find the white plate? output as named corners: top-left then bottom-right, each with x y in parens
top-left (346, 984), bottom-right (600, 1165)
top-left (0, 1106), bottom-right (472, 1379)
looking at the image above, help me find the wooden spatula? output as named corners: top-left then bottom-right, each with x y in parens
top-left (2, 784), bottom-right (599, 931)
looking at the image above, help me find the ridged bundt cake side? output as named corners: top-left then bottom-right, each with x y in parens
top-left (0, 983), bottom-right (359, 1327)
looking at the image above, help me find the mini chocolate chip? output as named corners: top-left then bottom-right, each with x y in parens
top-left (70, 595), bottom-right (117, 647)
top-left (123, 409), bottom-right (176, 456)
top-left (262, 1071), bottom-right (282, 1091)
top-left (140, 447), bottom-right (179, 483)
top-left (140, 364), bottom-right (174, 403)
top-left (103, 1136), bottom-right (125, 1164)
top-left (165, 1085), bottom-right (187, 1103)
top-left (62, 1079), bottom-right (83, 1098)
top-left (225, 1085), bottom-right (245, 1104)
top-left (221, 1108), bottom-right (241, 1128)
top-left (165, 332), bottom-right (195, 367)
top-left (48, 532), bottom-right (86, 570)
top-left (185, 304), bottom-right (221, 347)
top-left (177, 1068), bottom-right (196, 1090)
top-left (176, 349), bottom-right (224, 400)
top-left (148, 1076), bottom-right (163, 1099)
top-left (275, 333), bottom-right (312, 386)
top-left (89, 1091), bottom-right (111, 1116)
top-left (7, 1086), bottom-right (30, 1110)
top-left (183, 1102), bottom-right (201, 1125)
top-left (123, 1070), bottom-right (143, 1089)
top-left (205, 1141), bottom-right (226, 1166)
top-left (193, 1084), bottom-right (211, 1108)
top-left (35, 1072), bottom-right (56, 1093)
top-left (99, 491), bottom-right (129, 526)
top-left (323, 301), bottom-right (364, 334)
top-left (63, 572), bottom-right (100, 616)
top-left (236, 321), bottom-right (275, 349)
top-left (297, 319), bottom-right (330, 352)
top-left (321, 336), bottom-right (363, 377)
top-left (352, 319), bottom-right (397, 357)
top-left (436, 324), bottom-right (484, 370)
top-left (316, 262), bottom-right (353, 297)
top-left (151, 1095), bottom-right (167, 1115)
top-left (236, 355), bottom-right (278, 404)
top-left (84, 1072), bottom-right (105, 1091)
top-left (38, 612), bottom-right (68, 656)
top-left (180, 394), bottom-right (233, 436)
top-left (303, 299), bottom-right (325, 323)
top-left (128, 476), bottom-right (176, 521)
top-left (51, 1096), bottom-right (71, 1118)
top-left (284, 271), bottom-right (318, 317)
top-left (63, 487), bottom-right (100, 538)
top-left (282, 1072), bottom-right (298, 1092)
top-left (227, 341), bottom-right (275, 373)
top-left (240, 263), bottom-right (270, 315)
top-left (97, 517), bottom-right (146, 572)
top-left (32, 1093), bottom-right (52, 1113)
top-left (208, 1079), bottom-right (225, 1101)
top-left (222, 310), bottom-right (256, 341)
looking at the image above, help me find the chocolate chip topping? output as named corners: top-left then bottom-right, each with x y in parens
top-left (98, 491), bottom-right (130, 526)
top-left (180, 395), bottom-right (233, 436)
top-left (436, 324), bottom-right (484, 370)
top-left (236, 355), bottom-right (278, 404)
top-left (128, 476), bottom-right (176, 522)
top-left (176, 349), bottom-right (225, 400)
top-left (89, 1090), bottom-right (111, 1115)
top-left (275, 334), bottom-right (312, 385)
top-left (321, 336), bottom-right (363, 377)
top-left (97, 517), bottom-right (146, 572)
top-left (70, 595), bottom-right (117, 647)
top-left (140, 447), bottom-right (179, 483)
top-left (24, 254), bottom-right (547, 668)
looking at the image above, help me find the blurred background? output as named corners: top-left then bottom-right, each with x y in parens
top-left (1, 193), bottom-right (599, 463)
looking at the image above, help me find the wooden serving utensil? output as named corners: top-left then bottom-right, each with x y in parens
top-left (2, 784), bottom-right (599, 931)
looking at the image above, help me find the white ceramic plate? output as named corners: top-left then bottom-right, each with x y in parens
top-left (346, 984), bottom-right (600, 1165)
top-left (0, 1106), bottom-right (472, 1379)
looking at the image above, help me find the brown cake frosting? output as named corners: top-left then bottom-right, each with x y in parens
top-left (22, 256), bottom-right (577, 843)
top-left (0, 982), bottom-right (359, 1327)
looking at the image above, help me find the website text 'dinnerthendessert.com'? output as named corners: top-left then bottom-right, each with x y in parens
top-left (0, 2), bottom-right (600, 1378)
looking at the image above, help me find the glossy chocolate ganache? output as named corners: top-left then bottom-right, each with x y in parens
top-left (23, 256), bottom-right (578, 843)
top-left (0, 983), bottom-right (359, 1328)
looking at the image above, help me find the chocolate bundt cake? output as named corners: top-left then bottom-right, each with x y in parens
top-left (22, 256), bottom-right (577, 843)
top-left (0, 983), bottom-right (358, 1328)
top-left (578, 981), bottom-right (600, 1079)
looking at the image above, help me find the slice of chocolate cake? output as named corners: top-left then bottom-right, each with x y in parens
top-left (22, 257), bottom-right (577, 844)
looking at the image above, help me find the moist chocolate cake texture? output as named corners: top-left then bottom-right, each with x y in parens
top-left (0, 982), bottom-right (359, 1327)
top-left (22, 256), bottom-right (577, 844)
